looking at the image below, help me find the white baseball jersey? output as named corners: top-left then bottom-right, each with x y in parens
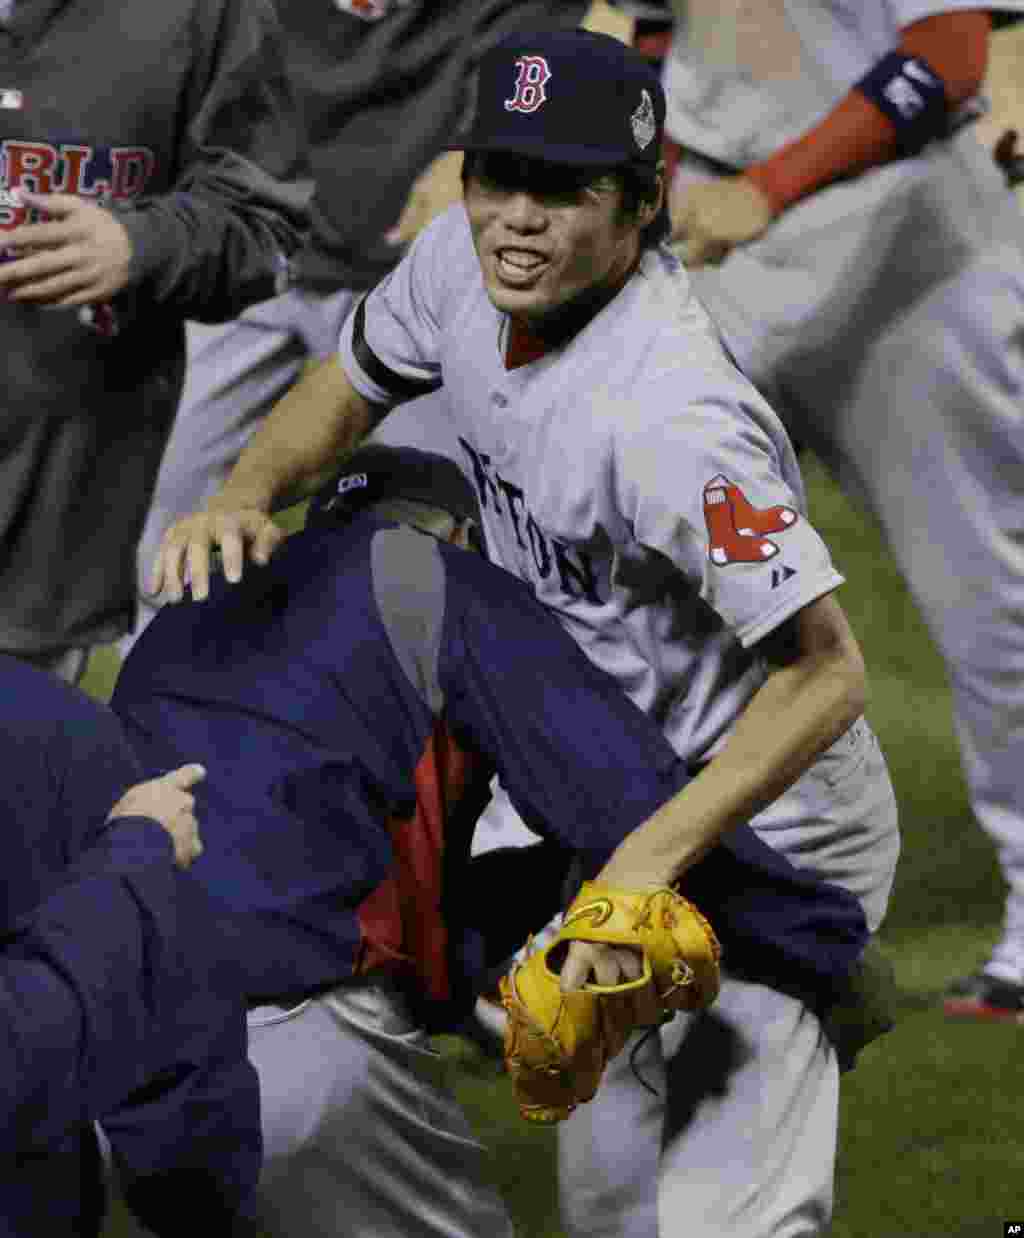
top-left (661, 0), bottom-right (998, 167)
top-left (340, 205), bottom-right (843, 769)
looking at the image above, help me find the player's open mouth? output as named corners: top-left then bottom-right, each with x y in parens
top-left (496, 248), bottom-right (549, 285)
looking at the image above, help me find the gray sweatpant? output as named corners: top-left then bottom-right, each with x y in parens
top-left (106, 983), bottom-right (514, 1238)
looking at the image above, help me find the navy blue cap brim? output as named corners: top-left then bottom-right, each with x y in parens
top-left (447, 134), bottom-right (643, 169)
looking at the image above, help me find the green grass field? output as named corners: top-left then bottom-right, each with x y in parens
top-left (92, 455), bottom-right (1022, 1238)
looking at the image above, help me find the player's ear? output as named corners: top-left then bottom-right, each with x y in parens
top-left (650, 160), bottom-right (668, 220)
top-left (637, 161), bottom-right (666, 229)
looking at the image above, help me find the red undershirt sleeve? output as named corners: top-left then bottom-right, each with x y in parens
top-left (744, 10), bottom-right (991, 214)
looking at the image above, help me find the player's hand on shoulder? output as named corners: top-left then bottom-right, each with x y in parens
top-left (670, 175), bottom-right (775, 267)
top-left (108, 764), bottom-right (206, 869)
top-left (150, 503), bottom-right (285, 603)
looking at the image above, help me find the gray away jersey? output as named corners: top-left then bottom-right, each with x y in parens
top-left (340, 206), bottom-right (844, 767)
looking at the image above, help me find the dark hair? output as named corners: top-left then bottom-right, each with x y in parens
top-left (460, 151), bottom-right (668, 249)
top-left (616, 163), bottom-right (669, 248)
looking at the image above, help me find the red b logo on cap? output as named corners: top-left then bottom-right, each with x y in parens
top-left (504, 56), bottom-right (552, 114)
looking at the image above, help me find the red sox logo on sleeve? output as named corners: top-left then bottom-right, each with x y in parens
top-left (702, 474), bottom-right (797, 565)
top-left (504, 56), bottom-right (552, 114)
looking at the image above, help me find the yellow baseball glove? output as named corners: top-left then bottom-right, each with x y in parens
top-left (498, 882), bottom-right (722, 1123)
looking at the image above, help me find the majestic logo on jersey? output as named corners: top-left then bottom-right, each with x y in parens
top-left (504, 56), bottom-right (552, 114)
top-left (702, 475), bottom-right (797, 565)
top-left (334, 0), bottom-right (411, 19)
top-left (631, 90), bottom-right (657, 151)
top-left (459, 437), bottom-right (604, 607)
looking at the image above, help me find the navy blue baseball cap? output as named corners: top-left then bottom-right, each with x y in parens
top-left (306, 445), bottom-right (479, 530)
top-left (452, 28), bottom-right (666, 171)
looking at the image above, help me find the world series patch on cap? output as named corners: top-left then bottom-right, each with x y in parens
top-left (451, 28), bottom-right (666, 170)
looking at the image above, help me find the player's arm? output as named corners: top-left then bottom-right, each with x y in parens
top-left (596, 591), bottom-right (865, 887)
top-left (152, 355), bottom-right (377, 602)
top-left (153, 206), bottom-right (457, 603)
top-left (441, 548), bottom-right (867, 992)
top-left (441, 544), bottom-right (860, 880)
top-left (559, 590), bottom-right (865, 990)
top-left (674, 9), bottom-right (992, 264)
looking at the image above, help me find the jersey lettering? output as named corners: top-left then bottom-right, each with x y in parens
top-left (0, 139), bottom-right (157, 204)
top-left (504, 56), bottom-right (552, 114)
top-left (459, 437), bottom-right (603, 606)
top-left (702, 474), bottom-right (797, 566)
top-left (496, 475), bottom-right (527, 549)
top-left (2, 141), bottom-right (59, 194)
top-left (109, 147), bottom-right (156, 201)
top-left (552, 539), bottom-right (601, 605)
top-left (460, 440), bottom-right (503, 515)
top-left (525, 511), bottom-right (551, 577)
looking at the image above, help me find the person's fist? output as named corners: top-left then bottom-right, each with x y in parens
top-left (559, 941), bottom-right (644, 993)
top-left (150, 507), bottom-right (284, 602)
top-left (109, 764), bottom-right (206, 869)
top-left (670, 175), bottom-right (775, 267)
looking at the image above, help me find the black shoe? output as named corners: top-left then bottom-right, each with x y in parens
top-left (943, 972), bottom-right (1024, 1023)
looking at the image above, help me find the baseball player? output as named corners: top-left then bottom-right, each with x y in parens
top-left (0, 0), bottom-right (308, 682)
top-left (614, 0), bottom-right (1024, 1020)
top-left (0, 656), bottom-right (259, 1237)
top-left (151, 30), bottom-right (900, 1237)
top-left (123, 442), bottom-right (878, 1237)
top-left (126, 0), bottom-right (593, 652)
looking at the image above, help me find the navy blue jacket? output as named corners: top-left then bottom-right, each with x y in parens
top-left (0, 657), bottom-right (259, 1237)
top-left (113, 515), bottom-right (868, 1028)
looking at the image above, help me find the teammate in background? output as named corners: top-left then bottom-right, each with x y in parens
top-left (119, 444), bottom-right (873, 1237)
top-left (0, 658), bottom-right (259, 1237)
top-left (0, 0), bottom-right (308, 683)
top-left (617, 0), bottom-right (1024, 1021)
top-left (125, 0), bottom-right (592, 652)
top-left (151, 31), bottom-right (900, 1238)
